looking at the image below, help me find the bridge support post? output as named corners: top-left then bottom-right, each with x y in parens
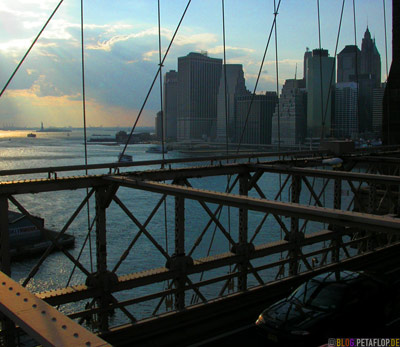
top-left (0, 196), bottom-right (16, 346)
top-left (367, 181), bottom-right (377, 250)
top-left (95, 187), bottom-right (110, 332)
top-left (331, 178), bottom-right (342, 262)
top-left (174, 192), bottom-right (186, 310)
top-left (238, 174), bottom-right (249, 291)
top-left (289, 175), bottom-right (302, 276)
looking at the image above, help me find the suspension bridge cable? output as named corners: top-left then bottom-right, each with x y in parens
top-left (321, 0), bottom-right (346, 137)
top-left (235, 0), bottom-right (282, 156)
top-left (383, 0), bottom-right (389, 81)
top-left (274, 0), bottom-right (281, 153)
top-left (158, 0), bottom-right (166, 164)
top-left (317, 0), bottom-right (326, 140)
top-left (118, 0), bottom-right (192, 163)
top-left (352, 0), bottom-right (360, 139)
top-left (221, 0), bottom-right (233, 285)
top-left (158, 0), bottom-right (170, 301)
top-left (80, 0), bottom-right (93, 274)
top-left (0, 0), bottom-right (64, 98)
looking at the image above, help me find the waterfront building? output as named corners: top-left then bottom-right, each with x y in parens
top-left (337, 45), bottom-right (361, 83)
top-left (155, 111), bottom-right (162, 140)
top-left (235, 92), bottom-right (278, 145)
top-left (163, 70), bottom-right (178, 140)
top-left (216, 64), bottom-right (248, 143)
top-left (271, 79), bottom-right (307, 146)
top-left (306, 49), bottom-right (336, 138)
top-left (177, 52), bottom-right (222, 141)
top-left (334, 82), bottom-right (359, 139)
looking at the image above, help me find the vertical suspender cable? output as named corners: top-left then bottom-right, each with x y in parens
top-left (317, 0), bottom-right (325, 140)
top-left (383, 0), bottom-right (389, 81)
top-left (274, 0), bottom-right (280, 153)
top-left (221, 0), bottom-right (232, 280)
top-left (118, 0), bottom-right (192, 163)
top-left (352, 0), bottom-right (360, 141)
top-left (321, 0), bottom-right (346, 138)
top-left (235, 0), bottom-right (282, 156)
top-left (158, 0), bottom-right (170, 293)
top-left (274, 0), bottom-right (283, 246)
top-left (80, 0), bottom-right (93, 273)
top-left (158, 0), bottom-right (166, 165)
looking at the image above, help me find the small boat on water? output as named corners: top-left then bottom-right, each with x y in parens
top-left (27, 133), bottom-right (36, 138)
top-left (118, 153), bottom-right (133, 162)
top-left (146, 145), bottom-right (168, 154)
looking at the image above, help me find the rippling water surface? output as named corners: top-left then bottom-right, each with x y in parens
top-left (1, 129), bottom-right (341, 321)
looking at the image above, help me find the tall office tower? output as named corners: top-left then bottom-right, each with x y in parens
top-left (361, 27), bottom-right (381, 88)
top-left (334, 82), bottom-right (359, 139)
top-left (271, 79), bottom-right (307, 146)
top-left (337, 45), bottom-right (361, 83)
top-left (234, 92), bottom-right (278, 145)
top-left (372, 83), bottom-right (386, 138)
top-left (306, 49), bottom-right (336, 139)
top-left (177, 52), bottom-right (222, 141)
top-left (358, 27), bottom-right (382, 134)
top-left (163, 70), bottom-right (178, 140)
top-left (155, 111), bottom-right (162, 140)
top-left (216, 64), bottom-right (248, 143)
top-left (303, 48), bottom-right (312, 81)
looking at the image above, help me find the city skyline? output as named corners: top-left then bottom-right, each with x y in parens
top-left (0, 0), bottom-right (393, 128)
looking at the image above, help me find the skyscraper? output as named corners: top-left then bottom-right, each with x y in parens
top-left (306, 49), bottom-right (336, 139)
top-left (163, 70), bottom-right (178, 140)
top-left (358, 27), bottom-right (382, 134)
top-left (337, 45), bottom-right (361, 83)
top-left (235, 92), bottom-right (277, 145)
top-left (360, 27), bottom-right (381, 87)
top-left (372, 83), bottom-right (386, 138)
top-left (271, 79), bottom-right (307, 146)
top-left (177, 52), bottom-right (222, 141)
top-left (334, 82), bottom-right (358, 139)
top-left (216, 64), bottom-right (248, 143)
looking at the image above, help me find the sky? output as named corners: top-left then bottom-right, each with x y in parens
top-left (0, 0), bottom-right (393, 128)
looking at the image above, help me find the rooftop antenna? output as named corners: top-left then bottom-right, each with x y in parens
top-left (294, 63), bottom-right (297, 80)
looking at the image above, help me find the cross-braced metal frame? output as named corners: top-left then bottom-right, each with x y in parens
top-left (1, 148), bottom-right (400, 344)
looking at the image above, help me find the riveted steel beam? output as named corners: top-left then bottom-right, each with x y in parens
top-left (0, 272), bottom-right (111, 347)
top-left (106, 177), bottom-right (400, 235)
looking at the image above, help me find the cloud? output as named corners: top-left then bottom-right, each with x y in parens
top-left (0, 87), bottom-right (154, 127)
top-left (207, 45), bottom-right (255, 55)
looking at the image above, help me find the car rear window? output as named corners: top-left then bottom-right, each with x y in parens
top-left (291, 280), bottom-right (347, 310)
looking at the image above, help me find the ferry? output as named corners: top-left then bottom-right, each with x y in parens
top-left (146, 145), bottom-right (168, 154)
top-left (118, 153), bottom-right (133, 162)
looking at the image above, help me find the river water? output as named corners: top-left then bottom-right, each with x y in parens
top-left (0, 128), bottom-right (345, 323)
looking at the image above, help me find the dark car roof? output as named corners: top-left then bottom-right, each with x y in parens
top-left (311, 270), bottom-right (365, 285)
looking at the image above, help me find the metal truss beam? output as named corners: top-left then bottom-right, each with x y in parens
top-left (106, 177), bottom-right (400, 235)
top-left (0, 272), bottom-right (110, 347)
top-left (252, 164), bottom-right (400, 184)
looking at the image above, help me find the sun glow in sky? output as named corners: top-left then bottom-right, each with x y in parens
top-left (0, 0), bottom-right (393, 128)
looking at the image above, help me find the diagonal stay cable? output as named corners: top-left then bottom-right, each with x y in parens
top-left (0, 0), bottom-right (64, 98)
top-left (79, 0), bottom-right (94, 274)
top-left (321, 0), bottom-right (346, 139)
top-left (118, 0), bottom-right (192, 163)
top-left (235, 0), bottom-right (282, 157)
top-left (8, 194), bottom-right (94, 287)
